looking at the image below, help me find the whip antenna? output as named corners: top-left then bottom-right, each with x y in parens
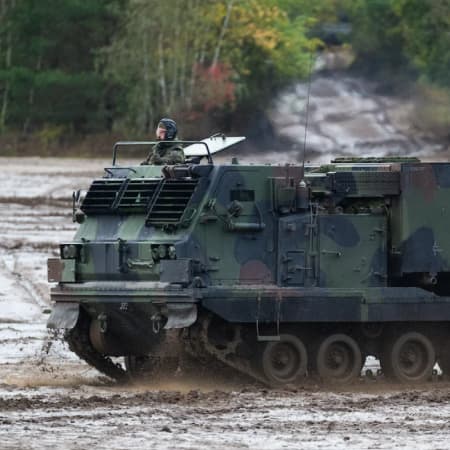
top-left (302, 51), bottom-right (314, 171)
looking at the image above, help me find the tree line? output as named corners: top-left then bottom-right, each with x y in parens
top-left (0, 0), bottom-right (449, 142)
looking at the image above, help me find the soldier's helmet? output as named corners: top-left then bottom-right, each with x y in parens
top-left (158, 118), bottom-right (177, 140)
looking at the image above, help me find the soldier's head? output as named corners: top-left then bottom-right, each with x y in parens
top-left (156, 118), bottom-right (177, 141)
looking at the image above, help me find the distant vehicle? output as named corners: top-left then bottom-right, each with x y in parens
top-left (47, 137), bottom-right (450, 385)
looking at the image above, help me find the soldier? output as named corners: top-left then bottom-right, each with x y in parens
top-left (141, 118), bottom-right (185, 165)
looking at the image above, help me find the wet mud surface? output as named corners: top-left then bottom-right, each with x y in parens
top-left (1, 157), bottom-right (450, 449)
top-left (2, 375), bottom-right (450, 450)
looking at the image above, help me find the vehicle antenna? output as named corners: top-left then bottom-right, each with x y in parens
top-left (302, 51), bottom-right (314, 172)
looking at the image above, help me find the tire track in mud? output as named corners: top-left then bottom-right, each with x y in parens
top-left (0, 196), bottom-right (70, 208)
top-left (0, 161), bottom-right (90, 383)
top-left (0, 183), bottom-right (77, 316)
top-left (0, 254), bottom-right (48, 311)
top-left (3, 381), bottom-right (450, 412)
top-left (2, 384), bottom-right (450, 450)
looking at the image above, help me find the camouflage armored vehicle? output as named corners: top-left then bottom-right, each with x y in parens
top-left (48, 139), bottom-right (450, 385)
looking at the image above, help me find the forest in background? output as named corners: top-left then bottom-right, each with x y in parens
top-left (0, 0), bottom-right (449, 155)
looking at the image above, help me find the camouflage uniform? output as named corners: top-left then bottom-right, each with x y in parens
top-left (143, 142), bottom-right (185, 165)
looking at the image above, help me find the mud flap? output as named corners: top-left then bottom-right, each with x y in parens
top-left (164, 304), bottom-right (197, 329)
top-left (47, 302), bottom-right (80, 329)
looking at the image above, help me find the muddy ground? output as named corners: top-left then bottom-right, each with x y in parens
top-left (1, 157), bottom-right (450, 450)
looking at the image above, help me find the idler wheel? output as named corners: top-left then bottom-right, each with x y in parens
top-left (261, 334), bottom-right (307, 386)
top-left (316, 334), bottom-right (362, 384)
top-left (381, 331), bottom-right (435, 383)
top-left (89, 318), bottom-right (114, 355)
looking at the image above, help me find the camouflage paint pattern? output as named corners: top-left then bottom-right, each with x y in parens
top-left (391, 163), bottom-right (450, 274)
top-left (49, 157), bottom-right (450, 342)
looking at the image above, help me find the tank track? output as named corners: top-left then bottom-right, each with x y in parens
top-left (65, 311), bottom-right (445, 385)
top-left (190, 314), bottom-right (269, 385)
top-left (65, 315), bottom-right (128, 382)
top-left (202, 334), bottom-right (268, 385)
top-left (195, 317), bottom-right (447, 386)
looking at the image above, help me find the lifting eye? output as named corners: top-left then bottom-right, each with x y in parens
top-left (227, 200), bottom-right (243, 217)
top-left (151, 244), bottom-right (174, 260)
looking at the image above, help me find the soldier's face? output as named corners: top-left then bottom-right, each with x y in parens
top-left (156, 126), bottom-right (166, 140)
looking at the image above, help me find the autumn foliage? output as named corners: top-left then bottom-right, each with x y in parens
top-left (1, 0), bottom-right (449, 139)
top-left (189, 63), bottom-right (236, 118)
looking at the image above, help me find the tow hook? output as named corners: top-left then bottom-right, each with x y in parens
top-left (151, 313), bottom-right (162, 334)
top-left (98, 313), bottom-right (108, 333)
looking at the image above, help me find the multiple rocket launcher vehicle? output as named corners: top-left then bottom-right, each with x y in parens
top-left (47, 136), bottom-right (450, 385)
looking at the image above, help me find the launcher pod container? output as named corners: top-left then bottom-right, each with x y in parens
top-left (47, 145), bottom-right (450, 385)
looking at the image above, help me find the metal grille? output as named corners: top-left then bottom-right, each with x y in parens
top-left (146, 179), bottom-right (199, 226)
top-left (116, 179), bottom-right (160, 213)
top-left (81, 177), bottom-right (199, 222)
top-left (333, 171), bottom-right (400, 197)
top-left (80, 179), bottom-right (123, 213)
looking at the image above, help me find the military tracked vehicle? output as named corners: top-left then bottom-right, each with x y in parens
top-left (48, 138), bottom-right (450, 385)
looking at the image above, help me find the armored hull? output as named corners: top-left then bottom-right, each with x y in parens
top-left (48, 151), bottom-right (450, 385)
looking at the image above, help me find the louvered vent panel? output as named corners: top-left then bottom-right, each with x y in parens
top-left (80, 179), bottom-right (123, 214)
top-left (146, 179), bottom-right (199, 226)
top-left (333, 171), bottom-right (400, 196)
top-left (116, 179), bottom-right (160, 213)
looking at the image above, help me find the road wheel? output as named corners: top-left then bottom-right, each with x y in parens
top-left (316, 334), bottom-right (362, 384)
top-left (382, 332), bottom-right (435, 383)
top-left (261, 334), bottom-right (307, 386)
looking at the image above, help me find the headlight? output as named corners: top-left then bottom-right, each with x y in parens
top-left (61, 244), bottom-right (79, 259)
top-left (168, 246), bottom-right (176, 259)
top-left (158, 244), bottom-right (167, 259)
top-left (151, 244), bottom-right (175, 261)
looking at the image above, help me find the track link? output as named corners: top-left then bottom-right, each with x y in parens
top-left (65, 314), bottom-right (128, 382)
top-left (195, 315), bottom-right (269, 385)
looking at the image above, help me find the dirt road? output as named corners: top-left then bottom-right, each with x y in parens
top-left (1, 157), bottom-right (450, 450)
